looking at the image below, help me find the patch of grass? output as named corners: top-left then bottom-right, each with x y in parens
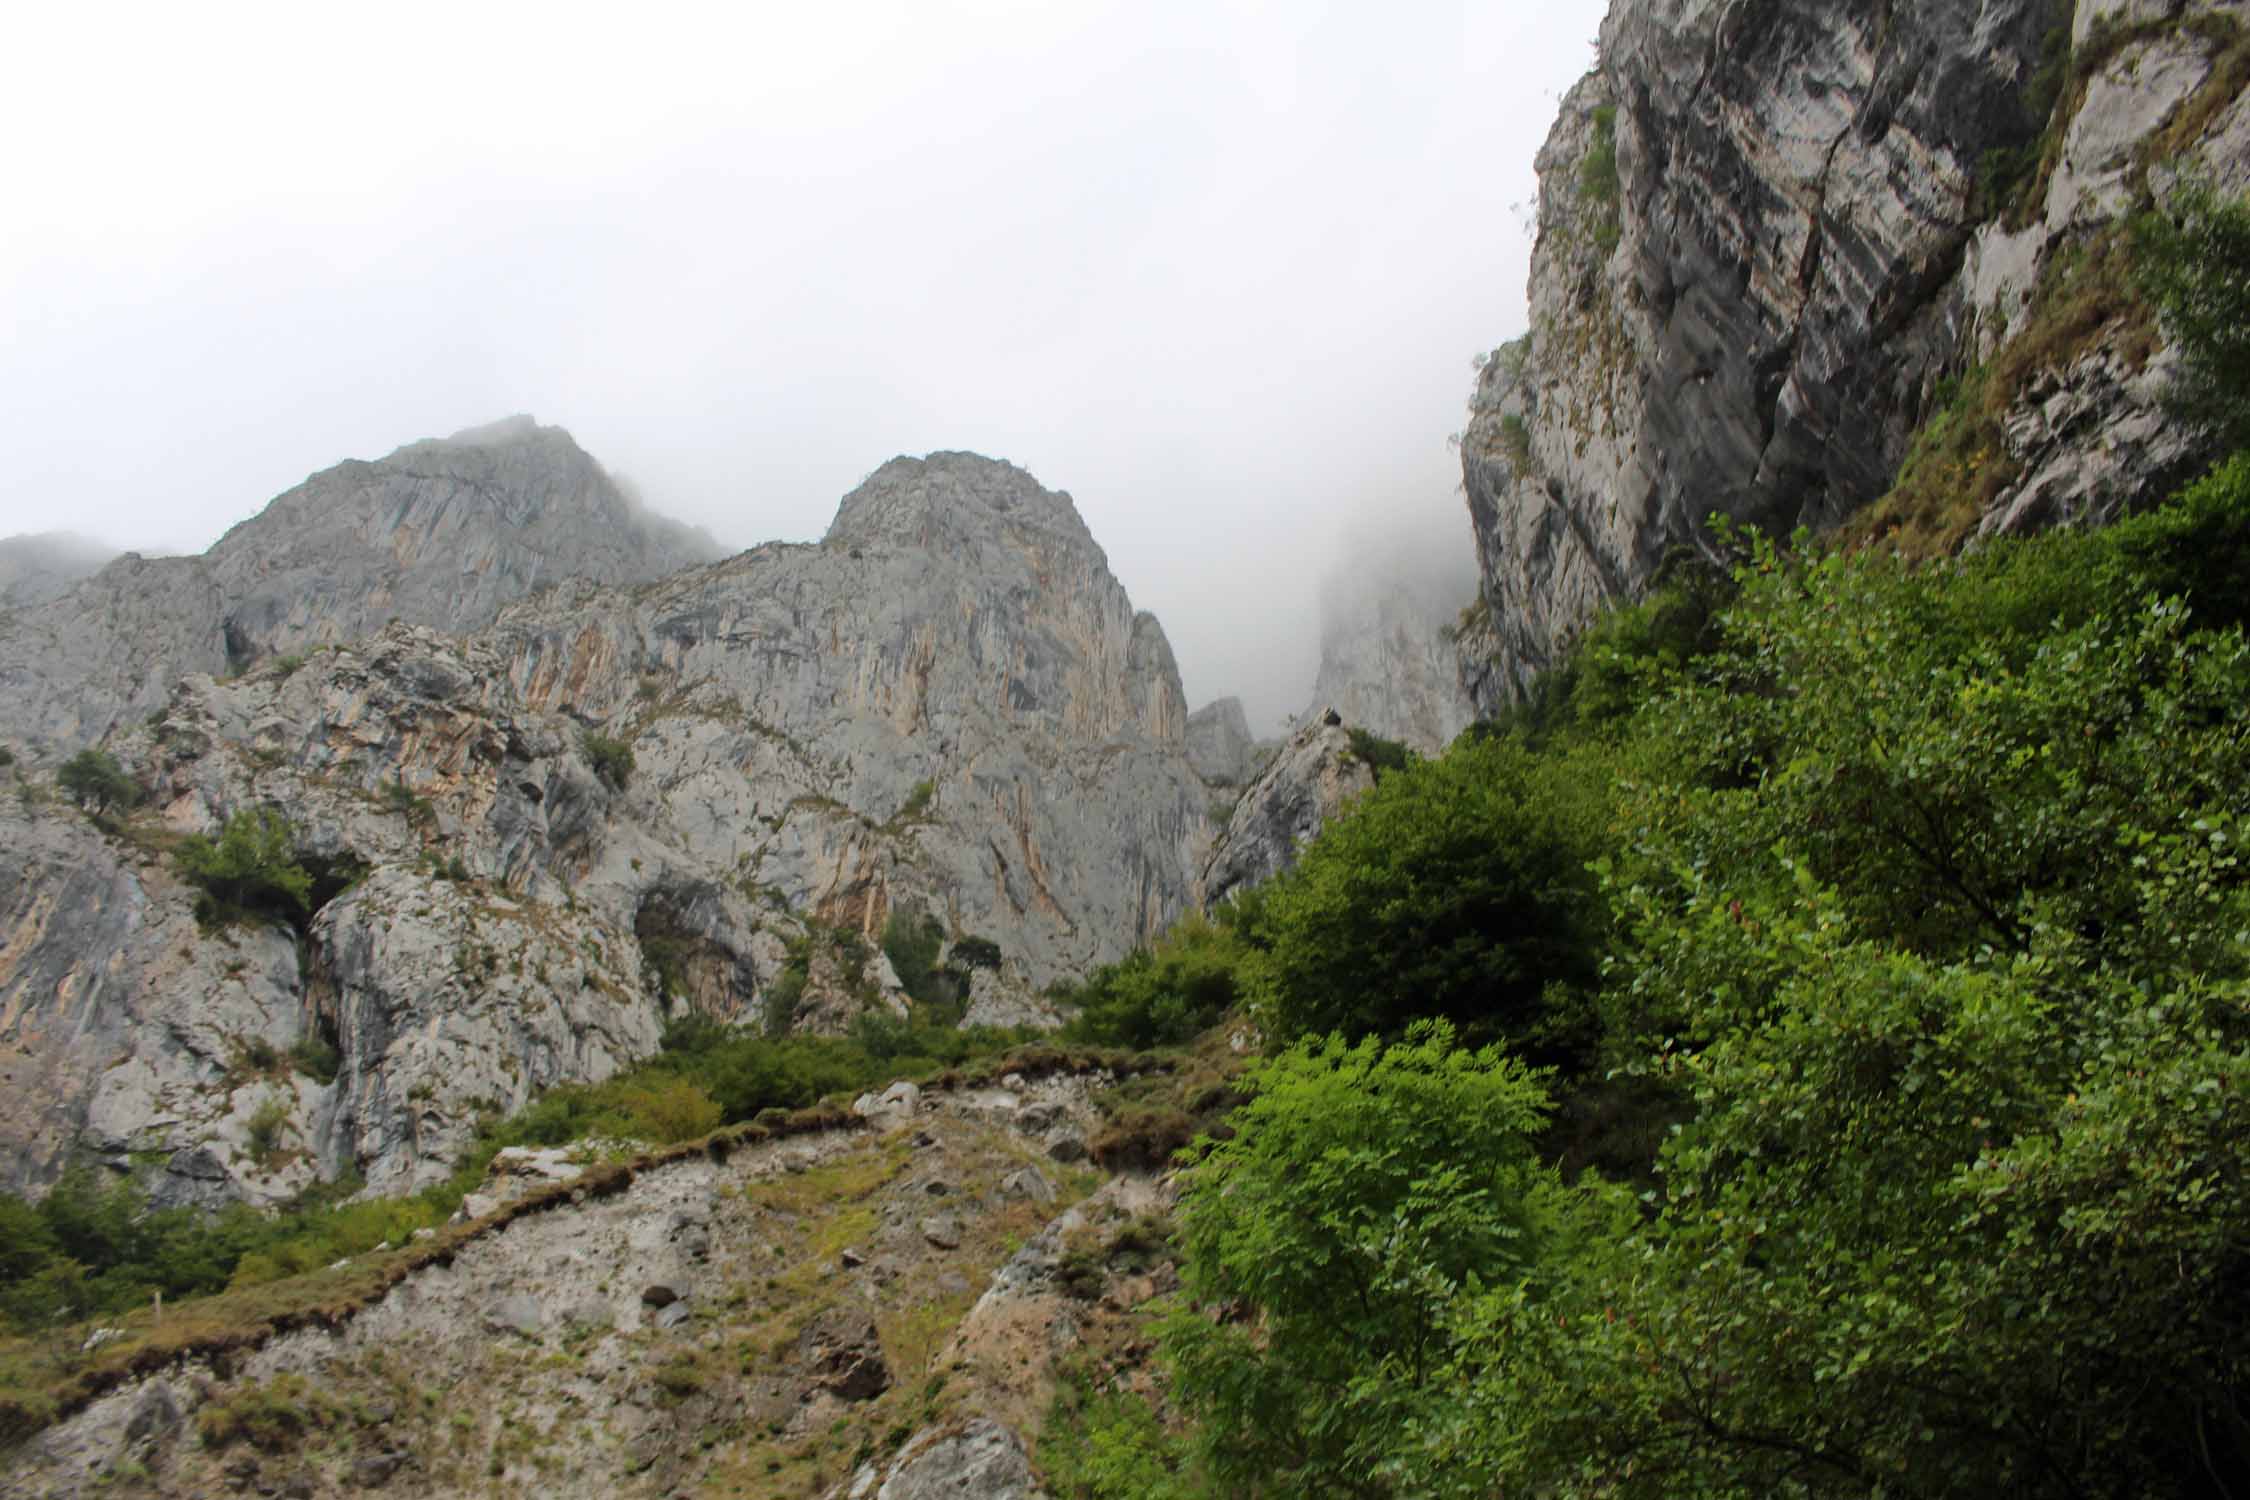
top-left (1841, 226), bottom-right (2156, 556)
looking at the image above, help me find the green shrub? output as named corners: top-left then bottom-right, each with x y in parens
top-left (1060, 916), bottom-right (1247, 1050)
top-left (581, 731), bottom-right (635, 791)
top-left (56, 749), bottom-right (138, 816)
top-left (1342, 726), bottom-right (1413, 780)
top-left (2136, 178), bottom-right (2250, 446)
top-left (1163, 1024), bottom-right (1559, 1495)
top-left (1249, 735), bottom-right (1608, 1065)
top-left (174, 809), bottom-right (312, 931)
top-left (950, 935), bottom-right (1003, 971)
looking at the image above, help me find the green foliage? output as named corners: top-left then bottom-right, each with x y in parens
top-left (1249, 735), bottom-right (1607, 1063)
top-left (1162, 1024), bottom-right (1558, 1496)
top-left (2137, 179), bottom-right (2250, 446)
top-left (173, 809), bottom-right (313, 931)
top-left (897, 778), bottom-right (935, 821)
top-left (1342, 727), bottom-right (1413, 780)
top-left (950, 934), bottom-right (1003, 971)
top-left (55, 749), bottom-right (138, 816)
top-left (1060, 915), bottom-right (1249, 1050)
top-left (1497, 411), bottom-right (1533, 469)
top-left (244, 1095), bottom-right (291, 1168)
top-left (1041, 1372), bottom-right (1209, 1500)
top-left (580, 730), bottom-right (635, 791)
top-left (879, 909), bottom-right (966, 1018)
top-left (1577, 104), bottom-right (1621, 253)
top-left (287, 1034), bottom-right (340, 1086)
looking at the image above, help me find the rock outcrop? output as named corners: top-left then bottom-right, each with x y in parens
top-left (1200, 710), bottom-right (1375, 908)
top-left (1185, 696), bottom-right (1259, 789)
top-left (1, 446), bottom-right (1211, 1200)
top-left (1459, 0), bottom-right (2250, 708)
top-left (0, 1069), bottom-right (1130, 1500)
top-left (0, 417), bottom-right (722, 760)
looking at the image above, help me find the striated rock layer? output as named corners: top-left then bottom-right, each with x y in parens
top-left (0, 448), bottom-right (1214, 1200)
top-left (0, 416), bottom-right (721, 760)
top-left (1460, 0), bottom-right (2250, 709)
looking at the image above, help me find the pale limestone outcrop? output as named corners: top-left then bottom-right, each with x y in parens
top-left (0, 417), bottom-right (720, 760)
top-left (1, 450), bottom-right (1211, 1201)
top-left (1459, 0), bottom-right (2250, 710)
top-left (1200, 711), bottom-right (1375, 908)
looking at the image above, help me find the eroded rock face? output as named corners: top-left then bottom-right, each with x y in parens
top-left (487, 453), bottom-right (1211, 992)
top-left (1200, 711), bottom-right (1374, 908)
top-left (1, 449), bottom-right (1212, 1200)
top-left (1185, 696), bottom-right (1259, 789)
top-left (0, 417), bottom-right (721, 760)
top-left (1459, 0), bottom-right (2250, 709)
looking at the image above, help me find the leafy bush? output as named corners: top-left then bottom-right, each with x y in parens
top-left (1162, 1023), bottom-right (1558, 1496)
top-left (1342, 726), bottom-right (1413, 779)
top-left (56, 749), bottom-right (138, 816)
top-left (950, 935), bottom-right (1003, 971)
top-left (1060, 916), bottom-right (1248, 1050)
top-left (173, 809), bottom-right (313, 931)
top-left (2137, 178), bottom-right (2250, 446)
top-left (581, 730), bottom-right (635, 791)
top-left (1249, 734), bottom-right (1608, 1064)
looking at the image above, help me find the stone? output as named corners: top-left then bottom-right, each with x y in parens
top-left (1455, 0), bottom-right (2237, 713)
top-left (655, 1301), bottom-right (692, 1330)
top-left (921, 1214), bottom-right (963, 1250)
top-left (839, 1246), bottom-right (867, 1269)
top-left (1001, 1167), bottom-right (1055, 1204)
top-left (862, 1418), bottom-right (1049, 1499)
top-left (482, 1294), bottom-right (545, 1338)
top-left (640, 1283), bottom-right (682, 1308)
top-left (353, 1449), bottom-right (410, 1488)
top-left (1200, 713), bottom-right (1373, 907)
top-left (1045, 1131), bottom-right (1089, 1165)
top-left (1014, 1102), bottom-right (1063, 1134)
top-left (797, 1308), bottom-right (891, 1401)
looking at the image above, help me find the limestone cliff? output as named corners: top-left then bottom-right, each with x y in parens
top-left (0, 447), bottom-right (1210, 1202)
top-left (0, 417), bottom-right (721, 760)
top-left (1460, 0), bottom-right (2250, 708)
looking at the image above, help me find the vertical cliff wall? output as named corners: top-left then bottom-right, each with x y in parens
top-left (1461, 0), bottom-right (2250, 708)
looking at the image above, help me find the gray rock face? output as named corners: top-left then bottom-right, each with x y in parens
top-left (1459, 0), bottom-right (2248, 708)
top-left (1306, 592), bottom-right (1475, 756)
top-left (488, 452), bottom-right (1210, 992)
top-left (0, 416), bottom-right (721, 760)
top-left (1185, 696), bottom-right (1259, 787)
top-left (852, 1419), bottom-right (1049, 1500)
top-left (0, 532), bottom-right (117, 611)
top-left (2, 449), bottom-right (1213, 1201)
top-left (1200, 712), bottom-right (1375, 908)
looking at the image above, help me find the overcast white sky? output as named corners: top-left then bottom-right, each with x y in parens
top-left (0, 0), bottom-right (1604, 728)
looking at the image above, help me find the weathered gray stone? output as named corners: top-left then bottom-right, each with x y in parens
top-left (0, 532), bottom-right (116, 612)
top-left (861, 1418), bottom-right (1048, 1500)
top-left (1200, 712), bottom-right (1375, 908)
top-left (797, 1307), bottom-right (891, 1401)
top-left (0, 417), bottom-right (720, 763)
top-left (920, 1214), bottom-right (963, 1250)
top-left (1185, 696), bottom-right (1259, 787)
top-left (1456, 0), bottom-right (2248, 709)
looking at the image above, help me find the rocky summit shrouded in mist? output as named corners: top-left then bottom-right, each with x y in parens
top-left (0, 417), bottom-right (722, 761)
top-left (10, 0), bottom-right (2250, 1493)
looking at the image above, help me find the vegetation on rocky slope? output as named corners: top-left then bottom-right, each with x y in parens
top-left (1029, 191), bottom-right (2250, 1499)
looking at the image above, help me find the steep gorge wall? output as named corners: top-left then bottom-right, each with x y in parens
top-left (1460, 0), bottom-right (2250, 708)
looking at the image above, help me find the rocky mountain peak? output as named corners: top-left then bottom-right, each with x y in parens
top-left (0, 418), bottom-right (724, 760)
top-left (825, 452), bottom-right (1105, 565)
